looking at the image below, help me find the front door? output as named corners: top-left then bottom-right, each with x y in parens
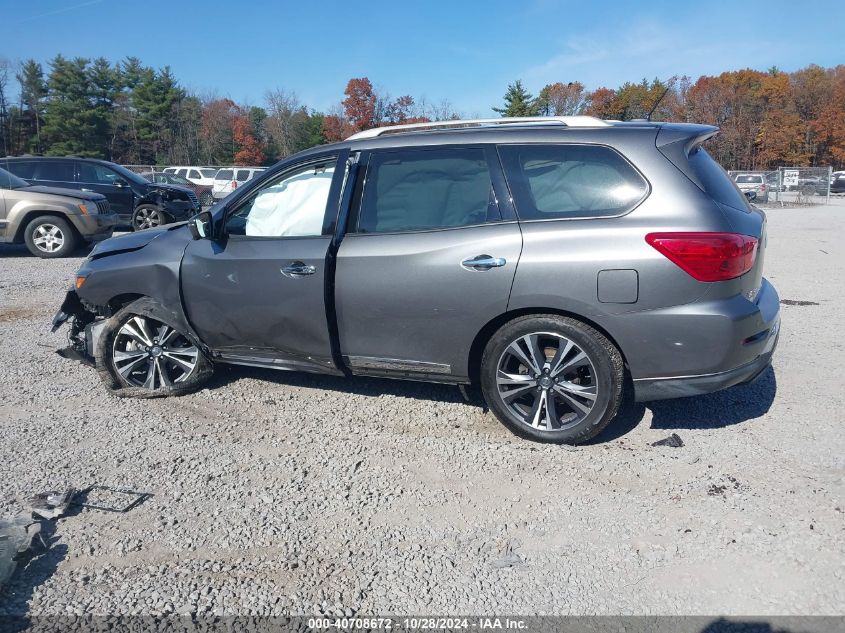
top-left (334, 145), bottom-right (522, 380)
top-left (180, 152), bottom-right (346, 374)
top-left (75, 161), bottom-right (135, 219)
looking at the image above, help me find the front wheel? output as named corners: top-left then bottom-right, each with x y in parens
top-left (24, 216), bottom-right (78, 258)
top-left (480, 315), bottom-right (624, 444)
top-left (95, 302), bottom-right (212, 397)
top-left (132, 205), bottom-right (168, 231)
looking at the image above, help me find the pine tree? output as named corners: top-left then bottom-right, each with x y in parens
top-left (42, 55), bottom-right (101, 157)
top-left (16, 60), bottom-right (46, 153)
top-left (493, 80), bottom-right (540, 117)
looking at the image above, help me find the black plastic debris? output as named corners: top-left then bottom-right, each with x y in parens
top-left (72, 485), bottom-right (151, 513)
top-left (652, 433), bottom-right (684, 448)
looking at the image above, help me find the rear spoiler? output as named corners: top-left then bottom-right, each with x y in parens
top-left (655, 123), bottom-right (720, 190)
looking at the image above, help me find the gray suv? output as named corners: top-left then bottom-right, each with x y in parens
top-left (51, 117), bottom-right (780, 444)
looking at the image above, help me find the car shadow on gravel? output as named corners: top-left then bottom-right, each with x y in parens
top-left (590, 367), bottom-right (777, 442)
top-left (0, 515), bottom-right (68, 620)
top-left (648, 365), bottom-right (777, 430)
top-left (211, 364), bottom-right (472, 405)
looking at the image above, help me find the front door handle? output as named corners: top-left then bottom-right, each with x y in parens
top-left (281, 261), bottom-right (316, 278)
top-left (81, 188), bottom-right (94, 192)
top-left (461, 254), bottom-right (507, 271)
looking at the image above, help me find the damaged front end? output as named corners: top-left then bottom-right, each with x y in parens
top-left (51, 289), bottom-right (105, 368)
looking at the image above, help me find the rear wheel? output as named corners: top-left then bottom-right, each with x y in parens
top-left (23, 216), bottom-right (78, 258)
top-left (480, 315), bottom-right (624, 444)
top-left (96, 302), bottom-right (212, 396)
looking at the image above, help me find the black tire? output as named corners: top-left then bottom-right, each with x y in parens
top-left (200, 191), bottom-right (214, 207)
top-left (480, 314), bottom-right (624, 444)
top-left (132, 205), bottom-right (169, 231)
top-left (94, 299), bottom-right (212, 398)
top-left (23, 215), bottom-right (78, 258)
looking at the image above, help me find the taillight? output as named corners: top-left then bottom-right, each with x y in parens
top-left (232, 180), bottom-right (238, 189)
top-left (760, 184), bottom-right (767, 192)
top-left (645, 232), bottom-right (758, 282)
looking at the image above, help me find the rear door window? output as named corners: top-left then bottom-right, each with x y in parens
top-left (356, 147), bottom-right (499, 233)
top-left (200, 169), bottom-right (217, 178)
top-left (498, 144), bottom-right (648, 220)
top-left (33, 161), bottom-right (75, 182)
top-left (236, 169), bottom-right (251, 181)
top-left (5, 161), bottom-right (36, 180)
top-left (215, 169), bottom-right (233, 181)
top-left (188, 169), bottom-right (201, 180)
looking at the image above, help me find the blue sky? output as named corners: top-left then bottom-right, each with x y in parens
top-left (0, 0), bottom-right (841, 116)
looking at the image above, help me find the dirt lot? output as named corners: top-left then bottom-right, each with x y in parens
top-left (0, 204), bottom-right (843, 617)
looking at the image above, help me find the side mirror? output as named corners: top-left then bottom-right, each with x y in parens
top-left (188, 211), bottom-right (213, 240)
top-left (114, 179), bottom-right (129, 188)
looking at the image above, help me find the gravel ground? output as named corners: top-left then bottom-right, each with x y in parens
top-left (0, 204), bottom-right (843, 617)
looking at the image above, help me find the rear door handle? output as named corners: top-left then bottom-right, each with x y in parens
top-left (281, 261), bottom-right (316, 278)
top-left (81, 188), bottom-right (94, 192)
top-left (461, 254), bottom-right (507, 271)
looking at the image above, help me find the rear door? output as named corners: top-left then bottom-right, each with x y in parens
top-left (334, 145), bottom-right (522, 380)
top-left (181, 151), bottom-right (348, 373)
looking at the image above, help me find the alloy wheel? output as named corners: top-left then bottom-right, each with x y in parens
top-left (496, 331), bottom-right (598, 432)
top-left (112, 315), bottom-right (199, 389)
top-left (32, 224), bottom-right (65, 253)
top-left (134, 208), bottom-right (162, 230)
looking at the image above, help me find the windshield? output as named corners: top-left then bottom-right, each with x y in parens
top-left (109, 163), bottom-right (149, 185)
top-left (0, 167), bottom-right (30, 190)
top-left (200, 169), bottom-right (217, 178)
top-left (168, 175), bottom-right (191, 185)
top-left (735, 175), bottom-right (762, 183)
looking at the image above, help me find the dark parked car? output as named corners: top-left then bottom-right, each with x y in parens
top-left (817, 173), bottom-right (845, 195)
top-left (51, 117), bottom-right (780, 444)
top-left (2, 157), bottom-right (201, 230)
top-left (142, 172), bottom-right (214, 207)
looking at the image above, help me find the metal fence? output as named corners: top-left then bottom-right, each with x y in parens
top-left (728, 166), bottom-right (833, 207)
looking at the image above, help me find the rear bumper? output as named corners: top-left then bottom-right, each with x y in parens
top-left (633, 326), bottom-right (778, 401)
top-left (632, 279), bottom-right (780, 402)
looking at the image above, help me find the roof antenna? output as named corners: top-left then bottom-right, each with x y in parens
top-left (647, 80), bottom-right (674, 122)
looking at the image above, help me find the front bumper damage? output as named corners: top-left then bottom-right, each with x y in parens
top-left (51, 289), bottom-right (104, 367)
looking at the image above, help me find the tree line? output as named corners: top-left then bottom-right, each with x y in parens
top-left (0, 55), bottom-right (842, 170)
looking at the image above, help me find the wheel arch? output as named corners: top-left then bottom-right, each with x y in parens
top-left (466, 307), bottom-right (629, 384)
top-left (13, 211), bottom-right (82, 244)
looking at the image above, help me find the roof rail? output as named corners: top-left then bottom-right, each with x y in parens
top-left (346, 116), bottom-right (611, 140)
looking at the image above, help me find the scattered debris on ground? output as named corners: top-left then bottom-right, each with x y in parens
top-left (491, 540), bottom-right (524, 569)
top-left (28, 489), bottom-right (76, 520)
top-left (652, 433), bottom-right (684, 448)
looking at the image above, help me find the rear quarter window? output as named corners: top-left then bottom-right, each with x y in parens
top-left (687, 147), bottom-right (749, 211)
top-left (498, 144), bottom-right (648, 220)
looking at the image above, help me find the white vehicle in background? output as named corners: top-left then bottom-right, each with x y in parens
top-left (163, 166), bottom-right (219, 187)
top-left (211, 167), bottom-right (266, 200)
